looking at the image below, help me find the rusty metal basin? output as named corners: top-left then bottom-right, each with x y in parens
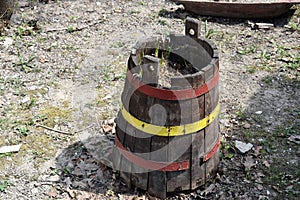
top-left (171, 0), bottom-right (300, 18)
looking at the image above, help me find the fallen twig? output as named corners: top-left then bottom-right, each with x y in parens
top-left (36, 123), bottom-right (94, 135)
top-left (44, 20), bottom-right (104, 33)
top-left (0, 9), bottom-right (9, 19)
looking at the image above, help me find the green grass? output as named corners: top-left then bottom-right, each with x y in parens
top-left (237, 46), bottom-right (256, 55)
top-left (0, 180), bottom-right (12, 192)
top-left (13, 53), bottom-right (36, 73)
top-left (158, 9), bottom-right (168, 17)
top-left (246, 66), bottom-right (257, 74)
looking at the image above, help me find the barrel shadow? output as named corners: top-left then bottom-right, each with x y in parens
top-left (54, 134), bottom-right (134, 198)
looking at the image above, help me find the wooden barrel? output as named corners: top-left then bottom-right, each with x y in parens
top-left (112, 18), bottom-right (220, 198)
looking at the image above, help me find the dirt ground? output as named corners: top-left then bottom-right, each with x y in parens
top-left (0, 0), bottom-right (299, 199)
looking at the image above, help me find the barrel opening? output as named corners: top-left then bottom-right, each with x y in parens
top-left (128, 36), bottom-right (218, 90)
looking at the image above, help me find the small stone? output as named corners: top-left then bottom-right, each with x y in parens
top-left (28, 85), bottom-right (38, 91)
top-left (102, 94), bottom-right (112, 100)
top-left (286, 185), bottom-right (293, 190)
top-left (47, 174), bottom-right (60, 182)
top-left (255, 111), bottom-right (263, 115)
top-left (31, 188), bottom-right (39, 194)
top-left (243, 123), bottom-right (251, 129)
top-left (263, 160), bottom-right (270, 168)
top-left (3, 37), bottom-right (14, 48)
top-left (71, 167), bottom-right (83, 176)
top-left (72, 180), bottom-right (89, 189)
top-left (256, 184), bottom-right (263, 191)
top-left (235, 140), bottom-right (253, 153)
top-left (215, 173), bottom-right (221, 182)
top-left (20, 96), bottom-right (31, 104)
top-left (288, 135), bottom-right (300, 144)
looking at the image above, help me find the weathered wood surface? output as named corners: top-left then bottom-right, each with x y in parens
top-left (0, 0), bottom-right (14, 19)
top-left (171, 0), bottom-right (300, 18)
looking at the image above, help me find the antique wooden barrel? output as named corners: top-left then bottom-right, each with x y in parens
top-left (112, 18), bottom-right (220, 198)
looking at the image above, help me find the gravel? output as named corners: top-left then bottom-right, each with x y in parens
top-left (0, 0), bottom-right (299, 199)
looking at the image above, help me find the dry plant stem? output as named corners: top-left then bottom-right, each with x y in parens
top-left (0, 9), bottom-right (9, 19)
top-left (45, 20), bottom-right (104, 33)
top-left (36, 124), bottom-right (94, 135)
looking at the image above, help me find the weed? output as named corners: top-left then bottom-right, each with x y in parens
top-left (139, 0), bottom-right (146, 6)
top-left (67, 25), bottom-right (74, 33)
top-left (0, 118), bottom-right (8, 131)
top-left (246, 66), bottom-right (256, 74)
top-left (235, 109), bottom-right (248, 120)
top-left (204, 20), bottom-right (215, 39)
top-left (245, 169), bottom-right (253, 180)
top-left (15, 125), bottom-right (29, 136)
top-left (0, 180), bottom-right (12, 192)
top-left (262, 160), bottom-right (298, 197)
top-left (275, 125), bottom-right (297, 137)
top-left (158, 19), bottom-right (167, 26)
top-left (283, 55), bottom-right (300, 70)
top-left (71, 15), bottom-right (77, 21)
top-left (21, 98), bottom-right (36, 110)
top-left (158, 9), bottom-right (168, 17)
top-left (17, 25), bottom-right (36, 36)
top-left (262, 76), bottom-right (274, 84)
top-left (0, 152), bottom-right (13, 159)
top-left (260, 49), bottom-right (271, 60)
top-left (130, 10), bottom-right (141, 15)
top-left (110, 41), bottom-right (125, 48)
top-left (276, 45), bottom-right (300, 70)
top-left (13, 53), bottom-right (35, 73)
top-left (30, 114), bottom-right (47, 125)
top-left (40, 106), bottom-right (72, 127)
top-left (155, 42), bottom-right (160, 58)
top-left (50, 168), bottom-right (59, 176)
top-left (16, 16), bottom-right (41, 36)
top-left (63, 167), bottom-right (70, 175)
top-left (221, 142), bottom-right (234, 159)
top-left (237, 46), bottom-right (256, 55)
top-left (287, 18), bottom-right (300, 32)
top-left (243, 129), bottom-right (252, 142)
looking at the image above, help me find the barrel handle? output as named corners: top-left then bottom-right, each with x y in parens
top-left (185, 16), bottom-right (201, 40)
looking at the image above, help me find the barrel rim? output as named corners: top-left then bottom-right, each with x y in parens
top-left (129, 34), bottom-right (219, 90)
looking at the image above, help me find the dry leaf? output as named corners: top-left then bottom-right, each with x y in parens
top-left (272, 186), bottom-right (282, 193)
top-left (48, 190), bottom-right (57, 198)
top-left (243, 156), bottom-right (255, 170)
top-left (199, 184), bottom-right (215, 196)
top-left (254, 146), bottom-right (263, 157)
top-left (114, 9), bottom-right (123, 13)
top-left (256, 172), bottom-right (265, 177)
top-left (66, 188), bottom-right (77, 198)
top-left (263, 160), bottom-right (270, 168)
top-left (102, 124), bottom-right (113, 133)
top-left (40, 57), bottom-right (47, 63)
top-left (288, 135), bottom-right (300, 144)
